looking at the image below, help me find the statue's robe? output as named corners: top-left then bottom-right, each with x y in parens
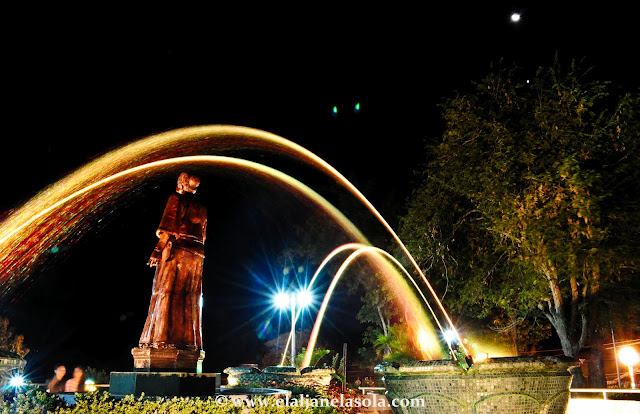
top-left (140, 192), bottom-right (207, 350)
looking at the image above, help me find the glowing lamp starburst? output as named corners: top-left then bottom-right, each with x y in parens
top-left (273, 292), bottom-right (291, 309)
top-left (296, 290), bottom-right (313, 307)
top-left (619, 347), bottom-right (639, 366)
top-left (475, 352), bottom-right (489, 362)
top-left (619, 346), bottom-right (639, 389)
top-left (9, 375), bottom-right (25, 388)
top-left (443, 329), bottom-right (456, 345)
top-left (85, 379), bottom-right (97, 392)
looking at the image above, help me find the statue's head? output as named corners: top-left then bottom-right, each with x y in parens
top-left (176, 172), bottom-right (200, 194)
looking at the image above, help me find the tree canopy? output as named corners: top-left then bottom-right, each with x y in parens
top-left (0, 317), bottom-right (29, 357)
top-left (400, 60), bottom-right (639, 383)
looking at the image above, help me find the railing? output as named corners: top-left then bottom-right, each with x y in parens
top-left (29, 382), bottom-right (109, 391)
top-left (359, 386), bottom-right (386, 395)
top-left (357, 388), bottom-right (640, 399)
top-left (570, 388), bottom-right (640, 400)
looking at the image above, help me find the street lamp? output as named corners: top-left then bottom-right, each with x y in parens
top-left (619, 346), bottom-right (639, 389)
top-left (84, 379), bottom-right (97, 392)
top-left (274, 292), bottom-right (290, 309)
top-left (8, 373), bottom-right (25, 397)
top-left (9, 374), bottom-right (25, 388)
top-left (274, 289), bottom-right (313, 367)
top-left (443, 330), bottom-right (457, 346)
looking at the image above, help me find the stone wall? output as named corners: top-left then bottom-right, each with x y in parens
top-left (229, 369), bottom-right (333, 390)
top-left (381, 357), bottom-right (576, 414)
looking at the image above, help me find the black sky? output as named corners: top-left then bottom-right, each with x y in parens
top-left (2, 3), bottom-right (638, 381)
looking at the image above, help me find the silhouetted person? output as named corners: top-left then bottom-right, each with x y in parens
top-left (64, 366), bottom-right (86, 393)
top-left (47, 364), bottom-right (66, 393)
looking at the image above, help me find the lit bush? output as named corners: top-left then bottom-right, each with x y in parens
top-left (3, 390), bottom-right (346, 413)
top-left (1, 386), bottom-right (67, 414)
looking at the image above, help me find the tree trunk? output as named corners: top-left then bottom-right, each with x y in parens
top-left (587, 263), bottom-right (606, 388)
top-left (570, 367), bottom-right (587, 388)
top-left (539, 272), bottom-right (589, 388)
top-left (377, 305), bottom-right (388, 337)
top-left (377, 305), bottom-right (390, 356)
top-left (512, 323), bottom-right (519, 356)
top-left (588, 332), bottom-right (606, 388)
top-left (540, 268), bottom-right (588, 358)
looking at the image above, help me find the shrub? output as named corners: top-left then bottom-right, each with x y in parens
top-left (55, 392), bottom-right (242, 413)
top-left (3, 389), bottom-right (356, 413)
top-left (1, 386), bottom-right (67, 414)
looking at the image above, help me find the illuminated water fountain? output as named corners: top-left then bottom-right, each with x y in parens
top-left (297, 245), bottom-right (577, 413)
top-left (0, 126), bottom-right (575, 410)
top-left (0, 126), bottom-right (449, 358)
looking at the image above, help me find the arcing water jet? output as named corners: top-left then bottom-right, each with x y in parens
top-left (301, 245), bottom-right (444, 367)
top-left (0, 126), bottom-right (465, 357)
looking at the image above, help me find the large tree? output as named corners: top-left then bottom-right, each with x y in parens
top-left (400, 60), bottom-right (639, 386)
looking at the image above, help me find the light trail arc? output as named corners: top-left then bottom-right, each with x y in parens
top-left (0, 125), bottom-right (464, 354)
top-left (301, 245), bottom-right (446, 367)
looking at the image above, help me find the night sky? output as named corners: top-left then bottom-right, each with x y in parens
top-left (2, 3), bottom-right (638, 381)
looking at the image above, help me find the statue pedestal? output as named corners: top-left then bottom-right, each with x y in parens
top-left (110, 371), bottom-right (220, 397)
top-left (112, 349), bottom-right (213, 397)
top-left (132, 347), bottom-right (205, 373)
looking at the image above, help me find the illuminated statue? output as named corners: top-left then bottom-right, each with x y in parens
top-left (139, 172), bottom-right (207, 352)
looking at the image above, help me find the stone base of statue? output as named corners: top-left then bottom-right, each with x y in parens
top-left (131, 346), bottom-right (205, 373)
top-left (109, 371), bottom-right (220, 397)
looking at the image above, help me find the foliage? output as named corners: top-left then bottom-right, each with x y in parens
top-left (295, 347), bottom-right (330, 368)
top-left (2, 390), bottom-right (346, 413)
top-left (84, 367), bottom-right (109, 384)
top-left (0, 318), bottom-right (29, 357)
top-left (1, 386), bottom-right (66, 414)
top-left (358, 326), bottom-right (382, 363)
top-left (344, 264), bottom-right (400, 366)
top-left (373, 324), bottom-right (417, 363)
top-left (400, 58), bottom-right (640, 371)
top-left (488, 313), bottom-right (553, 355)
top-left (330, 353), bottom-right (345, 385)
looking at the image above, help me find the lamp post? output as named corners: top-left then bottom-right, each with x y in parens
top-left (274, 289), bottom-right (313, 367)
top-left (290, 293), bottom-right (296, 367)
top-left (619, 346), bottom-right (639, 389)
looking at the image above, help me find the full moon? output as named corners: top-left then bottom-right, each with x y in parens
top-left (511, 12), bottom-right (521, 22)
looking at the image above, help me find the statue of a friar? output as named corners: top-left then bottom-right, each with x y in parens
top-left (133, 172), bottom-right (207, 372)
